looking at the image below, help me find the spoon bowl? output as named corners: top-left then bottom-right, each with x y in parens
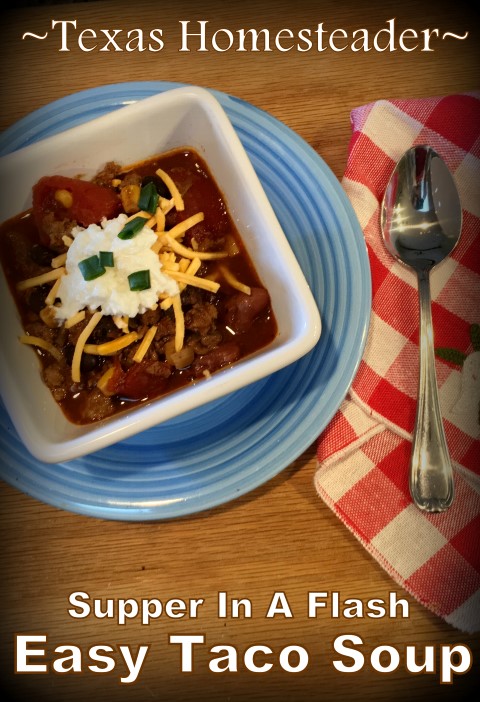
top-left (381, 145), bottom-right (462, 512)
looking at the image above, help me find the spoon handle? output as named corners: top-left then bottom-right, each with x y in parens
top-left (410, 270), bottom-right (454, 512)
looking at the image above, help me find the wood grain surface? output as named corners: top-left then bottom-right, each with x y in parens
top-left (0, 1), bottom-right (478, 700)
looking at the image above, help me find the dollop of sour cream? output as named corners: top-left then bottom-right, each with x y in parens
top-left (54, 214), bottom-right (179, 321)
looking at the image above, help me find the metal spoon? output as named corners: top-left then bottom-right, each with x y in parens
top-left (381, 145), bottom-right (462, 512)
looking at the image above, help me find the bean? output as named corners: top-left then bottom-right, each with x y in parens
top-left (26, 285), bottom-right (50, 313)
top-left (30, 243), bottom-right (55, 267)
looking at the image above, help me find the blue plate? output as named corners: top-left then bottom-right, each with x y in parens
top-left (0, 81), bottom-right (371, 521)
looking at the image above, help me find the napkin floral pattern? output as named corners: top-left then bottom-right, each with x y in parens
top-left (315, 93), bottom-right (480, 633)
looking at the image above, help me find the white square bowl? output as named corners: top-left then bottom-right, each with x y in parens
top-left (0, 86), bottom-right (321, 463)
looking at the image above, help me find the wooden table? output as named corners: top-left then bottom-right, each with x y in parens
top-left (1, 1), bottom-right (478, 700)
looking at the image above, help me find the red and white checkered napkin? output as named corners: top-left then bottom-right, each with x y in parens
top-left (315, 93), bottom-right (480, 633)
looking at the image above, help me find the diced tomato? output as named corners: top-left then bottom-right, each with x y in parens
top-left (32, 175), bottom-right (121, 244)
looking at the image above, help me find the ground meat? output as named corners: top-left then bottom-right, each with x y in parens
top-left (185, 302), bottom-right (217, 335)
top-left (51, 387), bottom-right (67, 402)
top-left (53, 326), bottom-right (68, 350)
top-left (42, 363), bottom-right (68, 401)
top-left (78, 388), bottom-right (115, 422)
top-left (24, 320), bottom-right (56, 344)
top-left (134, 307), bottom-right (162, 335)
top-left (40, 213), bottom-right (74, 253)
top-left (181, 286), bottom-right (205, 307)
top-left (2, 230), bottom-right (49, 281)
top-left (121, 171), bottom-right (142, 188)
top-left (187, 330), bottom-right (223, 356)
top-left (43, 363), bottom-right (64, 387)
top-left (130, 308), bottom-right (166, 332)
top-left (156, 314), bottom-right (176, 338)
top-left (92, 161), bottom-right (121, 187)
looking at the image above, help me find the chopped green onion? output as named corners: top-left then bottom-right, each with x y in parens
top-left (78, 255), bottom-right (106, 281)
top-left (118, 216), bottom-right (147, 240)
top-left (128, 270), bottom-right (151, 292)
top-left (138, 181), bottom-right (159, 214)
top-left (99, 251), bottom-right (114, 267)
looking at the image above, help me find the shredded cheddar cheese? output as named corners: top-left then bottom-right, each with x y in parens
top-left (155, 168), bottom-right (184, 211)
top-left (83, 331), bottom-right (140, 356)
top-left (160, 257), bottom-right (202, 311)
top-left (178, 258), bottom-right (190, 273)
top-left (186, 257), bottom-right (202, 276)
top-left (113, 315), bottom-right (129, 332)
top-left (71, 311), bottom-right (103, 382)
top-left (168, 270), bottom-right (220, 293)
top-left (219, 265), bottom-right (251, 295)
top-left (44, 276), bottom-right (63, 306)
top-left (16, 267), bottom-right (65, 291)
top-left (150, 239), bottom-right (162, 255)
top-left (155, 206), bottom-right (166, 232)
top-left (172, 294), bottom-right (185, 352)
top-left (159, 197), bottom-right (174, 214)
top-left (19, 334), bottom-right (63, 362)
top-left (167, 212), bottom-right (205, 239)
top-left (51, 252), bottom-right (67, 269)
top-left (133, 325), bottom-right (157, 363)
top-left (161, 233), bottom-right (228, 261)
